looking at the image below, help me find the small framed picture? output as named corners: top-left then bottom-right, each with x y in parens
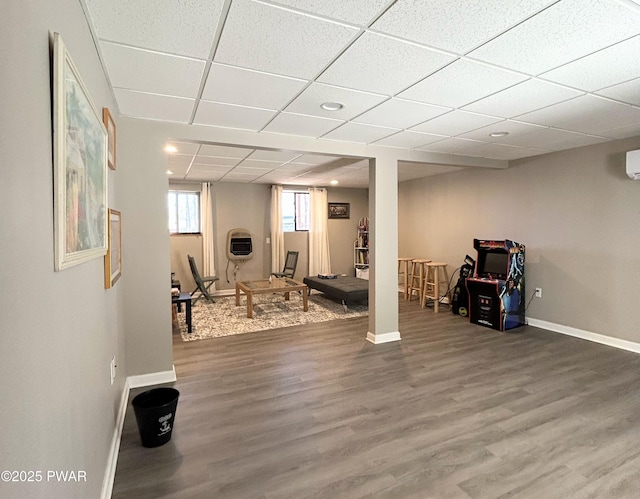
top-left (328, 202), bottom-right (350, 219)
top-left (104, 209), bottom-right (122, 288)
top-left (103, 107), bottom-right (116, 170)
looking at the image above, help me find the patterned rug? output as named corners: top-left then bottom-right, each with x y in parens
top-left (177, 292), bottom-right (368, 341)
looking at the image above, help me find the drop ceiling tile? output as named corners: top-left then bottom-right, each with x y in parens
top-left (469, 0), bottom-right (640, 74)
top-left (184, 170), bottom-right (225, 181)
top-left (322, 122), bottom-right (398, 143)
top-left (540, 36), bottom-right (640, 92)
top-left (456, 142), bottom-right (550, 161)
top-left (192, 156), bottom-right (241, 167)
top-left (166, 142), bottom-right (201, 154)
top-left (254, 174), bottom-right (294, 184)
top-left (268, 0), bottom-right (390, 25)
top-left (457, 120), bottom-right (546, 142)
top-left (516, 94), bottom-right (640, 135)
top-left (262, 112), bottom-right (343, 137)
top-left (318, 32), bottom-right (456, 95)
top-left (193, 101), bottom-right (276, 130)
top-left (498, 128), bottom-right (608, 150)
top-left (199, 145), bottom-right (253, 158)
top-left (232, 166), bottom-right (278, 174)
top-left (167, 168), bottom-right (189, 178)
top-left (167, 154), bottom-right (194, 167)
top-left (214, 0), bottom-right (358, 79)
top-left (85, 0), bottom-right (224, 58)
top-left (411, 110), bottom-right (503, 136)
top-left (416, 137), bottom-right (485, 153)
top-left (599, 122), bottom-right (640, 140)
top-left (353, 98), bottom-right (450, 129)
top-left (285, 83), bottom-right (386, 120)
top-left (276, 162), bottom-right (318, 172)
top-left (596, 77), bottom-right (640, 106)
top-left (462, 79), bottom-right (583, 118)
top-left (398, 59), bottom-right (528, 108)
top-left (246, 150), bottom-right (302, 162)
top-left (190, 165), bottom-right (235, 174)
top-left (220, 173), bottom-right (262, 182)
top-left (114, 89), bottom-right (194, 123)
top-left (166, 163), bottom-right (184, 173)
top-left (373, 130), bottom-right (446, 149)
top-left (235, 159), bottom-right (284, 170)
top-left (202, 64), bottom-right (308, 110)
top-left (101, 43), bottom-right (205, 98)
top-left (372, 0), bottom-right (556, 54)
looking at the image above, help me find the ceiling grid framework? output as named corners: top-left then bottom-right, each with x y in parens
top-left (84, 0), bottom-right (640, 187)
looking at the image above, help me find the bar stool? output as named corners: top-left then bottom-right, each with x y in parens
top-left (408, 259), bottom-right (431, 303)
top-left (422, 262), bottom-right (450, 312)
top-left (398, 257), bottom-right (414, 300)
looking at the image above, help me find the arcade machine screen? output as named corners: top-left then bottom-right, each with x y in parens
top-left (481, 252), bottom-right (508, 279)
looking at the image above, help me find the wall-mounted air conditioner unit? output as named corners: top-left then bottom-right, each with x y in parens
top-left (626, 149), bottom-right (640, 180)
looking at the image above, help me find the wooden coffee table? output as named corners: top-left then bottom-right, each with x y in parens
top-left (235, 278), bottom-right (308, 318)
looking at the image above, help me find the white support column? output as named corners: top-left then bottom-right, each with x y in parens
top-left (367, 157), bottom-right (400, 344)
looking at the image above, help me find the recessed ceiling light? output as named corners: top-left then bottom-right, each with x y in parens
top-left (320, 102), bottom-right (344, 111)
top-left (164, 145), bottom-right (178, 153)
top-left (489, 131), bottom-right (509, 138)
top-left (166, 170), bottom-right (173, 175)
top-left (330, 179), bottom-right (339, 185)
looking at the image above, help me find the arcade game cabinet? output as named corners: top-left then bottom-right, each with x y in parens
top-left (465, 239), bottom-right (525, 331)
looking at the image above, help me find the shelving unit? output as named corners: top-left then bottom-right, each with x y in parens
top-left (354, 217), bottom-right (369, 279)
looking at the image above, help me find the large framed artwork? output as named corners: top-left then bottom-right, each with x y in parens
top-left (104, 209), bottom-right (122, 288)
top-left (53, 32), bottom-right (108, 271)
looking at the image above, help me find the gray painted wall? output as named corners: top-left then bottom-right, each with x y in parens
top-left (328, 187), bottom-right (369, 276)
top-left (399, 136), bottom-right (640, 342)
top-left (0, 1), bottom-right (125, 497)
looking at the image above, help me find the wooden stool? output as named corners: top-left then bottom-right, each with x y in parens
top-left (398, 257), bottom-right (414, 300)
top-left (422, 262), bottom-right (449, 312)
top-left (408, 259), bottom-right (431, 303)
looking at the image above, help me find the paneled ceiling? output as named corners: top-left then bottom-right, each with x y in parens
top-left (83, 0), bottom-right (640, 187)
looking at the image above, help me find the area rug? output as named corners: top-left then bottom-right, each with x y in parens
top-left (177, 292), bottom-right (368, 341)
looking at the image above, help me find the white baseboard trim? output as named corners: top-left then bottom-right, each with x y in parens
top-left (100, 381), bottom-right (130, 499)
top-left (527, 318), bottom-right (640, 354)
top-left (100, 365), bottom-right (178, 498)
top-left (367, 331), bottom-right (401, 344)
top-left (127, 366), bottom-right (177, 389)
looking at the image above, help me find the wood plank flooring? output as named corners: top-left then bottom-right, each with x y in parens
top-left (112, 297), bottom-right (640, 498)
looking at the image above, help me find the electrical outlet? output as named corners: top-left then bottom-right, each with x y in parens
top-left (110, 357), bottom-right (116, 385)
top-left (535, 287), bottom-right (542, 298)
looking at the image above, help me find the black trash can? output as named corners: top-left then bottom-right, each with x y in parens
top-left (132, 388), bottom-right (180, 448)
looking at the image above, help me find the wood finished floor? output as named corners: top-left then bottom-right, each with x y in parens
top-left (113, 297), bottom-right (640, 498)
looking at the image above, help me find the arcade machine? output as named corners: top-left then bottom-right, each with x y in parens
top-left (465, 239), bottom-right (525, 331)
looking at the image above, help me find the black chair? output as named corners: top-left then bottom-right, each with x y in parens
top-left (188, 255), bottom-right (219, 305)
top-left (271, 251), bottom-right (299, 279)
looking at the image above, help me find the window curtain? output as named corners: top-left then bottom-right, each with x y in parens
top-left (201, 182), bottom-right (217, 285)
top-left (270, 185), bottom-right (285, 273)
top-left (308, 187), bottom-right (331, 275)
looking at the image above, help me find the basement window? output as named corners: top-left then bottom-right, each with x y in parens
top-left (282, 191), bottom-right (309, 232)
top-left (168, 191), bottom-right (200, 234)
